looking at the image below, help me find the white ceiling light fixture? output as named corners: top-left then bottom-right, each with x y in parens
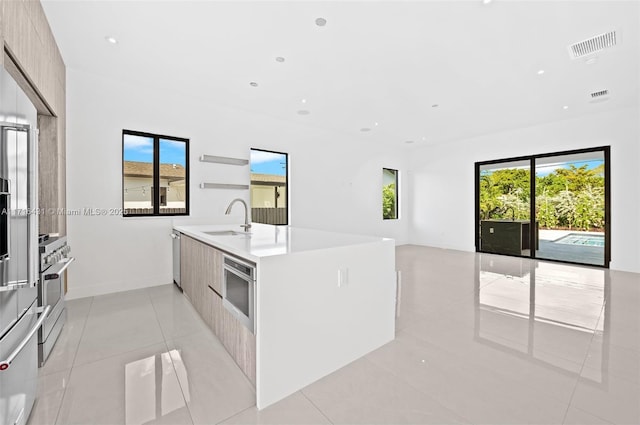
top-left (537, 69), bottom-right (545, 75)
top-left (301, 99), bottom-right (307, 104)
top-left (563, 105), bottom-right (569, 110)
top-left (482, 0), bottom-right (492, 4)
top-left (315, 17), bottom-right (327, 27)
top-left (275, 56), bottom-right (285, 63)
top-left (374, 122), bottom-right (379, 126)
top-left (105, 36), bottom-right (118, 44)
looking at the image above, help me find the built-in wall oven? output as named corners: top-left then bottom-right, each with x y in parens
top-left (222, 254), bottom-right (255, 334)
top-left (38, 235), bottom-right (73, 366)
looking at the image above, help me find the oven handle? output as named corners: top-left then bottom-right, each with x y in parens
top-left (223, 263), bottom-right (254, 282)
top-left (0, 305), bottom-right (50, 371)
top-left (44, 257), bottom-right (75, 280)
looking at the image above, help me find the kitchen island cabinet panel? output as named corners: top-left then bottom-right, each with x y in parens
top-left (180, 235), bottom-right (207, 315)
top-left (219, 298), bottom-right (256, 386)
top-left (175, 223), bottom-right (395, 410)
top-left (183, 235), bottom-right (256, 386)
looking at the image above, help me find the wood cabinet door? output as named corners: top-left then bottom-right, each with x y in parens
top-left (181, 235), bottom-right (206, 314)
top-left (182, 236), bottom-right (255, 386)
top-left (204, 244), bottom-right (223, 295)
top-left (180, 235), bottom-right (195, 303)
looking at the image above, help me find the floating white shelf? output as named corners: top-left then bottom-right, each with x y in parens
top-left (200, 155), bottom-right (248, 166)
top-left (200, 182), bottom-right (249, 190)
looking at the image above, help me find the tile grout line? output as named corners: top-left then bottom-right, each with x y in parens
top-left (214, 405), bottom-right (256, 425)
top-left (52, 296), bottom-right (94, 425)
top-left (361, 351), bottom-right (475, 424)
top-left (300, 390), bottom-right (336, 425)
top-left (560, 303), bottom-right (606, 424)
top-left (64, 297), bottom-right (166, 368)
top-left (149, 288), bottom-right (197, 425)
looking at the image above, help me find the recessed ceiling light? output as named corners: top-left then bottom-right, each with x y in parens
top-left (405, 140), bottom-right (415, 144)
top-left (275, 57), bottom-right (285, 63)
top-left (249, 82), bottom-right (258, 87)
top-left (315, 17), bottom-right (327, 27)
top-left (374, 122), bottom-right (379, 127)
top-left (483, 0), bottom-right (492, 4)
top-left (563, 105), bottom-right (569, 110)
top-left (105, 36), bottom-right (118, 44)
top-left (360, 128), bottom-right (371, 132)
top-left (422, 136), bottom-right (426, 141)
top-left (537, 69), bottom-right (545, 75)
top-left (301, 99), bottom-right (307, 104)
top-left (297, 110), bottom-right (310, 115)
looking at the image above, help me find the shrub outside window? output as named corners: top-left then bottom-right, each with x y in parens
top-left (383, 168), bottom-right (398, 220)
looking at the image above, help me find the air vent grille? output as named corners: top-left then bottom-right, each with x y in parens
top-left (569, 31), bottom-right (617, 59)
top-left (591, 89), bottom-right (609, 98)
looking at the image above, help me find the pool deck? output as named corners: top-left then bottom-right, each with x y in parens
top-left (537, 229), bottom-right (604, 266)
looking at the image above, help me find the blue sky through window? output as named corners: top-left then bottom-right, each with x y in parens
top-left (250, 150), bottom-right (286, 176)
top-left (123, 134), bottom-right (186, 166)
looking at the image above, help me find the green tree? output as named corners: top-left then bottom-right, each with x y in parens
top-left (537, 188), bottom-right (558, 228)
top-left (382, 183), bottom-right (396, 219)
top-left (575, 185), bottom-right (604, 230)
top-left (555, 188), bottom-right (577, 229)
top-left (479, 174), bottom-right (503, 219)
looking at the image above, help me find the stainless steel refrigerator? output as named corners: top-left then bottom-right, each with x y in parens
top-left (0, 67), bottom-right (47, 425)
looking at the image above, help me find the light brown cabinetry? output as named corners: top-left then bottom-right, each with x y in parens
top-left (181, 235), bottom-right (256, 386)
top-left (216, 290), bottom-right (257, 385)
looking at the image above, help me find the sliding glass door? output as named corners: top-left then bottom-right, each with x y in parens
top-left (478, 160), bottom-right (532, 258)
top-left (535, 151), bottom-right (607, 266)
top-left (475, 147), bottom-right (610, 267)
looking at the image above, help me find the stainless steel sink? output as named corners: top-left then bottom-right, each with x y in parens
top-left (204, 230), bottom-right (249, 237)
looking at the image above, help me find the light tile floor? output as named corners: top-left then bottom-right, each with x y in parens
top-left (27, 246), bottom-right (640, 424)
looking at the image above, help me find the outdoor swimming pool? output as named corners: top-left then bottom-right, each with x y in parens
top-left (556, 233), bottom-right (605, 247)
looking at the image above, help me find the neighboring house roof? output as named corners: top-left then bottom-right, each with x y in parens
top-left (123, 161), bottom-right (186, 182)
top-left (251, 173), bottom-right (286, 185)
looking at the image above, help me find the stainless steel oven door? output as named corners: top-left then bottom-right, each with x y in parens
top-left (222, 256), bottom-right (255, 334)
top-left (38, 257), bottom-right (74, 361)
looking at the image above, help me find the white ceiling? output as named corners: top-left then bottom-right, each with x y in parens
top-left (42, 0), bottom-right (640, 148)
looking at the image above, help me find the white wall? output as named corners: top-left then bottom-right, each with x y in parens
top-left (409, 107), bottom-right (640, 273)
top-left (66, 69), bottom-right (410, 299)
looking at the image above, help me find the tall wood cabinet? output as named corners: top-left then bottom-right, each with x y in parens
top-left (180, 235), bottom-right (256, 385)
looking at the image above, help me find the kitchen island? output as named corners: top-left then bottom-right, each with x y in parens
top-left (173, 223), bottom-right (396, 409)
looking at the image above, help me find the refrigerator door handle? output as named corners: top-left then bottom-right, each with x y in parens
top-left (0, 280), bottom-right (29, 292)
top-left (0, 305), bottom-right (50, 371)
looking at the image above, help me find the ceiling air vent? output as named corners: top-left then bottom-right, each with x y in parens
top-left (590, 89), bottom-right (609, 98)
top-left (568, 30), bottom-right (617, 59)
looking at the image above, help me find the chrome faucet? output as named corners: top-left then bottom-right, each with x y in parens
top-left (225, 198), bottom-right (251, 231)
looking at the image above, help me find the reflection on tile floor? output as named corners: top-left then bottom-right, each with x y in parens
top-left (27, 246), bottom-right (640, 424)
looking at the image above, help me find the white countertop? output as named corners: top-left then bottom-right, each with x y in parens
top-left (173, 223), bottom-right (390, 262)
